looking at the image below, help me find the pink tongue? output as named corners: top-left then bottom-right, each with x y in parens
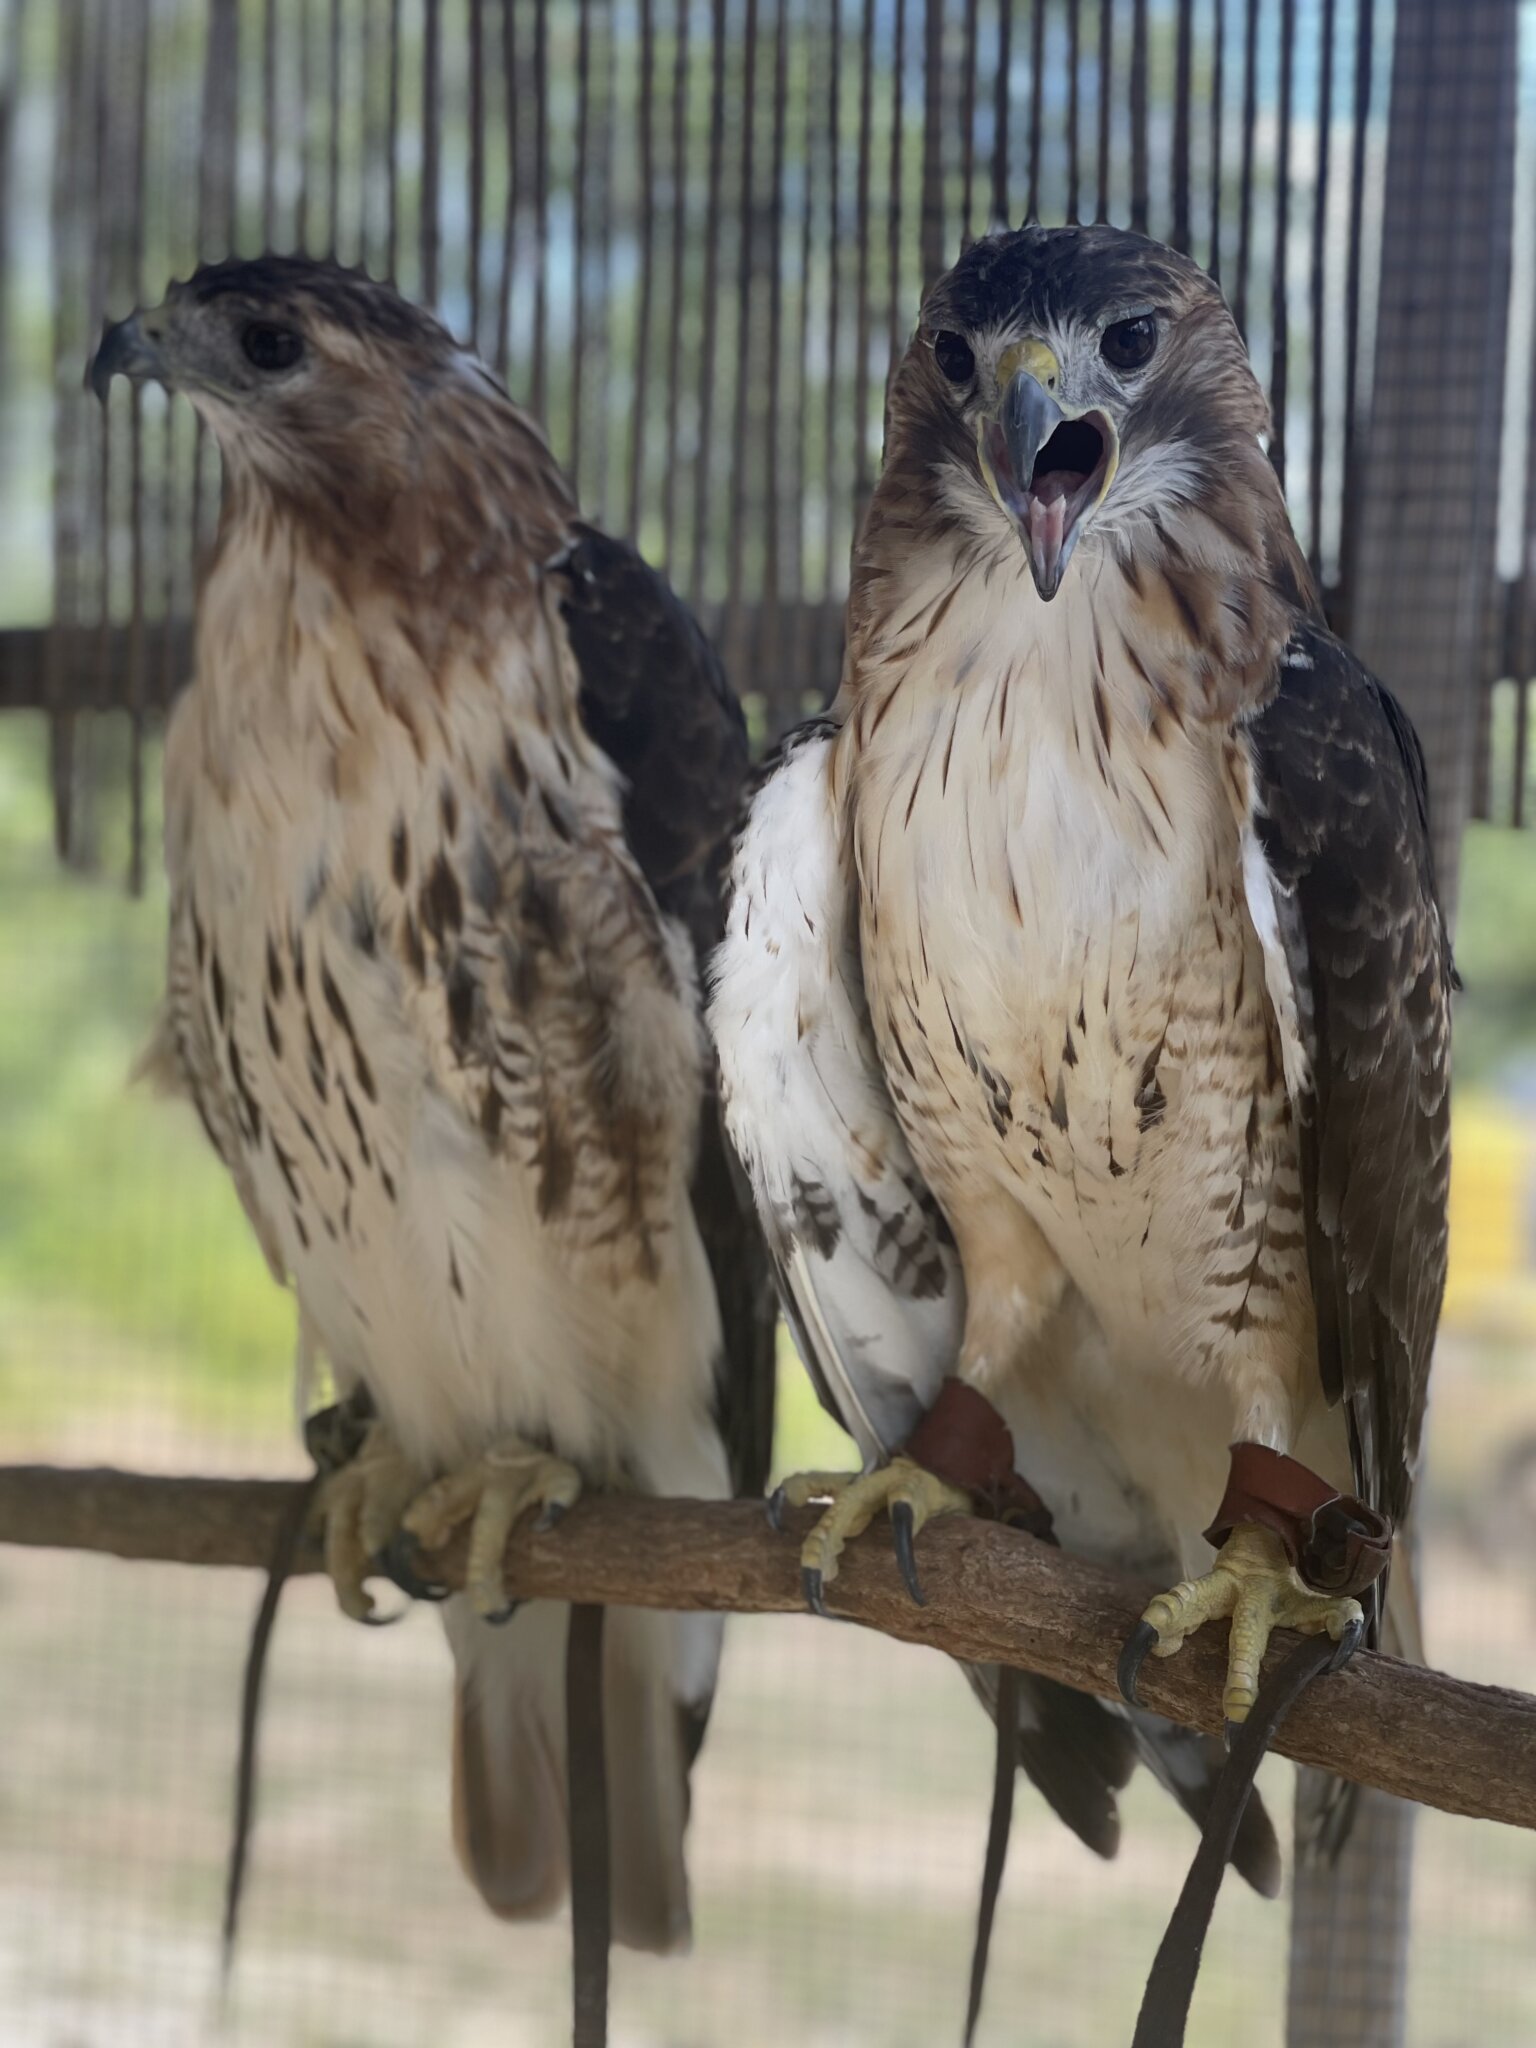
top-left (1030, 470), bottom-right (1086, 506)
top-left (1026, 490), bottom-right (1068, 561)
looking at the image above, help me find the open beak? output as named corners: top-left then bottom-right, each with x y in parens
top-left (978, 345), bottom-right (1118, 601)
top-left (86, 311), bottom-right (168, 404)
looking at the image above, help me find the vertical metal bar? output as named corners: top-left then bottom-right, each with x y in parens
top-left (853, 0), bottom-right (875, 508)
top-left (1270, 0), bottom-right (1295, 487)
top-left (89, 0), bottom-right (116, 869)
top-left (125, 0), bottom-right (150, 891)
top-left (421, 0), bottom-right (441, 303)
top-left (921, 0), bottom-right (945, 288)
top-left (298, 0), bottom-right (315, 253)
top-left (1026, 0), bottom-right (1044, 223)
top-left (469, 0), bottom-right (485, 342)
top-left (1095, 0), bottom-right (1112, 221)
top-left (264, 0), bottom-right (278, 247)
top-left (662, 0), bottom-right (690, 566)
top-left (48, 0), bottom-right (88, 856)
top-left (628, 0), bottom-right (658, 538)
top-left (688, 0), bottom-right (727, 607)
top-left (386, 0), bottom-right (401, 279)
top-left (887, 0), bottom-right (906, 366)
top-left (1334, 0), bottom-right (1375, 638)
top-left (818, 0), bottom-right (843, 688)
top-left (790, 0), bottom-right (818, 691)
top-left (531, 0), bottom-right (550, 421)
top-left (495, 0), bottom-right (519, 379)
top-left (1234, 0), bottom-right (1259, 339)
top-left (761, 0), bottom-right (789, 692)
top-left (328, 0), bottom-right (342, 256)
top-left (1172, 0), bottom-right (1192, 251)
top-left (1207, 0), bottom-right (1224, 280)
top-left (1066, 0), bottom-right (1082, 224)
top-left (361, 0), bottom-right (378, 262)
top-left (1307, 0), bottom-right (1335, 582)
top-left (591, 0), bottom-right (614, 514)
top-left (726, 0), bottom-right (761, 656)
top-left (571, 0), bottom-right (592, 486)
top-left (992, 0), bottom-right (1011, 225)
top-left (1129, 0), bottom-right (1148, 235)
top-left (960, 0), bottom-right (979, 245)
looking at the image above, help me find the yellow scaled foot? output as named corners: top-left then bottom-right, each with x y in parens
top-left (1120, 1524), bottom-right (1364, 1725)
top-left (316, 1419), bottom-right (422, 1623)
top-left (400, 1436), bottom-right (583, 1622)
top-left (768, 1457), bottom-right (973, 1612)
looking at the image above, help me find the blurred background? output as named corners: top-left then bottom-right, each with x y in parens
top-left (3, 2), bottom-right (1536, 2044)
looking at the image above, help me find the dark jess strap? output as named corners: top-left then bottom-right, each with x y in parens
top-left (567, 1602), bottom-right (611, 2048)
top-left (1132, 1632), bottom-right (1356, 2048)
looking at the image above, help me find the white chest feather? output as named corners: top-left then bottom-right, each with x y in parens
top-left (848, 553), bottom-right (1312, 1433)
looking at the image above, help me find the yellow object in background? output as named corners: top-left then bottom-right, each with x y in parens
top-left (1443, 1095), bottom-right (1536, 1336)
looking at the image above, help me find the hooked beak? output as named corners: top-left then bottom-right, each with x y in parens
top-left (86, 310), bottom-right (169, 405)
top-left (978, 344), bottom-right (1118, 601)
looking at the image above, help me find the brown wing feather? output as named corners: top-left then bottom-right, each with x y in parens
top-left (1248, 623), bottom-right (1454, 1532)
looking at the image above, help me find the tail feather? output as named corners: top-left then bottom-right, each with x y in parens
top-left (1129, 1712), bottom-right (1284, 1896)
top-left (447, 1597), bottom-right (711, 1953)
top-left (964, 1662), bottom-right (1136, 1859)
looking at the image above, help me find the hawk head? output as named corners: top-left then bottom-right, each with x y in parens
top-left (87, 256), bottom-right (569, 579)
top-left (888, 224), bottom-right (1290, 606)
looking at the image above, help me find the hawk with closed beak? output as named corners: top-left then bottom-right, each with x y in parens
top-left (712, 225), bottom-right (1449, 1878)
top-left (90, 256), bottom-right (774, 1954)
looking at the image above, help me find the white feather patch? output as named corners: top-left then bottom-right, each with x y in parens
top-left (1241, 824), bottom-right (1312, 1103)
top-left (708, 727), bottom-right (963, 1464)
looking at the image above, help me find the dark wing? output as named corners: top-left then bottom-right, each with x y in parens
top-left (553, 523), bottom-right (750, 892)
top-left (554, 525), bottom-right (773, 1500)
top-left (1246, 622), bottom-right (1454, 1533)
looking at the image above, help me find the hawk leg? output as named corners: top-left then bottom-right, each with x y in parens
top-left (1118, 1443), bottom-right (1389, 1727)
top-left (1119, 1525), bottom-right (1364, 1725)
top-left (770, 1377), bottom-right (1053, 1613)
top-left (769, 1458), bottom-right (974, 1613)
top-left (315, 1418), bottom-right (424, 1624)
top-left (398, 1436), bottom-right (584, 1624)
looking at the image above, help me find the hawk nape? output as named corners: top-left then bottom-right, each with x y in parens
top-left (90, 256), bottom-right (773, 1957)
top-left (713, 221), bottom-right (1449, 1942)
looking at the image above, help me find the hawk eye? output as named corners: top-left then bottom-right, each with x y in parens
top-left (932, 329), bottom-right (976, 385)
top-left (241, 321), bottom-right (305, 373)
top-left (1100, 314), bottom-right (1158, 372)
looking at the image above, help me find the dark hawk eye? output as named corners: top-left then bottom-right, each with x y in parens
top-left (932, 329), bottom-right (976, 385)
top-left (241, 321), bottom-right (305, 373)
top-left (1100, 314), bottom-right (1158, 372)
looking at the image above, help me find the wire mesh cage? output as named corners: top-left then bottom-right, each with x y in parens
top-left (3, 0), bottom-right (1532, 886)
top-left (3, 8), bottom-right (1536, 2048)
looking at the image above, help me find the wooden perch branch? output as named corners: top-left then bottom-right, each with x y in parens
top-left (2, 1463), bottom-right (1533, 1832)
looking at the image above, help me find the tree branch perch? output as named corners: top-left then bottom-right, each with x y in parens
top-left (2, 1463), bottom-right (1532, 1832)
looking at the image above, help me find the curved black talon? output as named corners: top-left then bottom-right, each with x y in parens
top-left (891, 1502), bottom-right (927, 1607)
top-left (534, 1499), bottom-right (569, 1535)
top-left (765, 1485), bottom-right (787, 1534)
top-left (1117, 1618), bottom-right (1160, 1706)
top-left (802, 1564), bottom-right (828, 1617)
top-left (482, 1601), bottom-right (521, 1627)
top-left (1327, 1615), bottom-right (1365, 1674)
top-left (379, 1530), bottom-right (449, 1603)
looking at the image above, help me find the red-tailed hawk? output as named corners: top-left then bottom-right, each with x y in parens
top-left (90, 255), bottom-right (773, 1953)
top-left (712, 225), bottom-right (1450, 1894)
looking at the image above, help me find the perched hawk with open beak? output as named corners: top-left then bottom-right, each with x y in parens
top-left (90, 256), bottom-right (773, 1953)
top-left (712, 225), bottom-right (1450, 1881)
